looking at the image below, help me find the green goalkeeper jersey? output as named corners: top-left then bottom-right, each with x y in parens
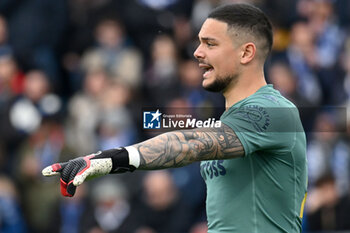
top-left (200, 84), bottom-right (307, 233)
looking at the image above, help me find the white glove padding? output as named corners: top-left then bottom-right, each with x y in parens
top-left (42, 153), bottom-right (112, 197)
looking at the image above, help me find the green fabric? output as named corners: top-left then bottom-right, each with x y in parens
top-left (200, 85), bottom-right (308, 233)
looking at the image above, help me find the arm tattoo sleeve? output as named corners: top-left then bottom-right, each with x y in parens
top-left (134, 123), bottom-right (244, 170)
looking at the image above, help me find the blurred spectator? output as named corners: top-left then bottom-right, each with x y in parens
top-left (0, 50), bottom-right (25, 169)
top-left (97, 80), bottom-right (137, 150)
top-left (49, 184), bottom-right (90, 233)
top-left (266, 61), bottom-right (319, 132)
top-left (0, 70), bottom-right (60, 174)
top-left (79, 177), bottom-right (134, 233)
top-left (0, 175), bottom-right (27, 233)
top-left (0, 15), bottom-right (7, 45)
top-left (131, 170), bottom-right (194, 233)
top-left (5, 70), bottom-right (64, 232)
top-left (0, 48), bottom-right (25, 104)
top-left (191, 0), bottom-right (218, 32)
top-left (116, 0), bottom-right (193, 57)
top-left (305, 174), bottom-right (348, 232)
top-left (307, 112), bottom-right (350, 196)
top-left (173, 16), bottom-right (195, 58)
top-left (0, 51), bottom-right (26, 173)
top-left (81, 18), bottom-right (143, 89)
top-left (96, 78), bottom-right (143, 198)
top-left (267, 62), bottom-right (306, 106)
top-left (297, 0), bottom-right (346, 104)
top-left (62, 51), bottom-right (84, 94)
top-left (63, 0), bottom-right (115, 54)
top-left (296, 0), bottom-right (315, 20)
top-left (0, 15), bottom-right (14, 72)
top-left (61, 0), bottom-right (117, 94)
top-left (262, 0), bottom-right (298, 28)
top-left (189, 222), bottom-right (208, 233)
top-left (66, 69), bottom-right (109, 155)
top-left (283, 21), bottom-right (322, 105)
top-left (0, 0), bottom-right (67, 88)
top-left (14, 117), bottom-right (69, 233)
top-left (303, 0), bottom-right (345, 69)
top-left (9, 70), bottom-right (61, 134)
top-left (143, 34), bottom-right (180, 106)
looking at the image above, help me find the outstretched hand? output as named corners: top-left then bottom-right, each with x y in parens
top-left (42, 153), bottom-right (112, 197)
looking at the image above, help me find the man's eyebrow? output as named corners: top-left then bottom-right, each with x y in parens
top-left (198, 37), bottom-right (218, 42)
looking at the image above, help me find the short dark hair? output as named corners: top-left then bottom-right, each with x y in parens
top-left (208, 3), bottom-right (273, 60)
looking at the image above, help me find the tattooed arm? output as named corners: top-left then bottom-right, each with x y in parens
top-left (42, 123), bottom-right (244, 196)
top-left (134, 123), bottom-right (244, 170)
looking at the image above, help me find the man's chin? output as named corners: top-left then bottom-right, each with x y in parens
top-left (202, 80), bottom-right (226, 93)
top-left (202, 74), bottom-right (237, 93)
top-left (203, 84), bottom-right (224, 93)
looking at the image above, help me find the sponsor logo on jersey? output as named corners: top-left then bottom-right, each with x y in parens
top-left (200, 160), bottom-right (226, 180)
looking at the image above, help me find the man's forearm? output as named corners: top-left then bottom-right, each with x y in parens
top-left (42, 124), bottom-right (244, 197)
top-left (134, 124), bottom-right (244, 170)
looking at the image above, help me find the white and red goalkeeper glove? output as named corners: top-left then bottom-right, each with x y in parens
top-left (42, 147), bottom-right (140, 197)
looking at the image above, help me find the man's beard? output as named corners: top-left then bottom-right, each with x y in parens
top-left (203, 74), bottom-right (238, 93)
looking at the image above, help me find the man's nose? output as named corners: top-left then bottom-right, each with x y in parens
top-left (193, 45), bottom-right (204, 59)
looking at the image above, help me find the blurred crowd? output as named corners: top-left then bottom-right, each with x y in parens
top-left (0, 0), bottom-right (350, 232)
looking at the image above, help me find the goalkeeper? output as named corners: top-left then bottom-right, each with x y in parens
top-left (43, 3), bottom-right (307, 233)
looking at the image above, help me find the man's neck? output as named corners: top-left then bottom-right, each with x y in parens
top-left (223, 70), bottom-right (267, 109)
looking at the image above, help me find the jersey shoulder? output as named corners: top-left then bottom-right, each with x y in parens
top-left (244, 84), bottom-right (296, 108)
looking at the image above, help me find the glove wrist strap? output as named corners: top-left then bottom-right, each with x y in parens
top-left (93, 147), bottom-right (139, 173)
top-left (125, 146), bottom-right (140, 168)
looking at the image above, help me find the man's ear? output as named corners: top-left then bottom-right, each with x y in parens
top-left (240, 42), bottom-right (256, 64)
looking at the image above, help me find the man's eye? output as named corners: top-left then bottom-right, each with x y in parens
top-left (207, 43), bottom-right (215, 47)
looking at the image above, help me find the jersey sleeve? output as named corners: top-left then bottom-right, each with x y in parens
top-left (221, 102), bottom-right (301, 156)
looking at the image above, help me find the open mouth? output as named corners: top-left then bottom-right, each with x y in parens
top-left (199, 63), bottom-right (214, 78)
